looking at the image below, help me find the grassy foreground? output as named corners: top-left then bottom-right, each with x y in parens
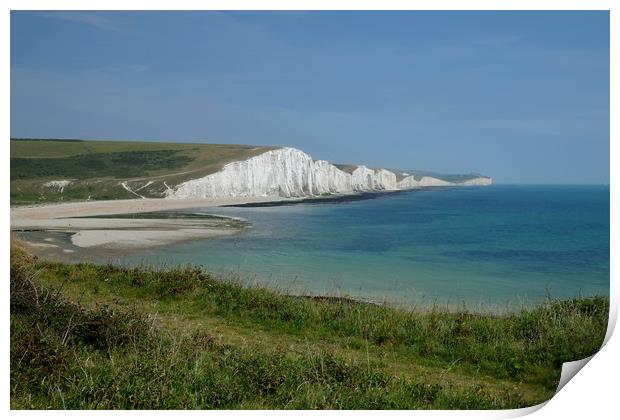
top-left (10, 243), bottom-right (608, 409)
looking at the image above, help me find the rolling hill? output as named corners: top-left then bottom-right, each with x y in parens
top-left (10, 139), bottom-right (275, 204)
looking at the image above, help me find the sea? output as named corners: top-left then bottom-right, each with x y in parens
top-left (124, 185), bottom-right (610, 310)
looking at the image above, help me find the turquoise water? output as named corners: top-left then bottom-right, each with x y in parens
top-left (126, 185), bottom-right (609, 309)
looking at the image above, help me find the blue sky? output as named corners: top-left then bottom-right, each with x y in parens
top-left (11, 11), bottom-right (609, 183)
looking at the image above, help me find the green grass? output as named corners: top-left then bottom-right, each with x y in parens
top-left (10, 138), bottom-right (275, 204)
top-left (10, 243), bottom-right (608, 409)
top-left (11, 150), bottom-right (193, 180)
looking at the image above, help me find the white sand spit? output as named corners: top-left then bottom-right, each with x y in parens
top-left (71, 228), bottom-right (238, 249)
top-left (11, 196), bottom-right (284, 251)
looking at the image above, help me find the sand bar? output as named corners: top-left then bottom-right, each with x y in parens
top-left (11, 196), bottom-right (284, 253)
top-left (70, 228), bottom-right (239, 249)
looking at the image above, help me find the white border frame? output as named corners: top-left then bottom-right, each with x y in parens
top-left (2, 2), bottom-right (616, 419)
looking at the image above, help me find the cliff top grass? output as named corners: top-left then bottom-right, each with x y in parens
top-left (10, 138), bottom-right (276, 204)
top-left (10, 241), bottom-right (608, 409)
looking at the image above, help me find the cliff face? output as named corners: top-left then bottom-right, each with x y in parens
top-left (397, 175), bottom-right (492, 188)
top-left (167, 147), bottom-right (491, 199)
top-left (351, 166), bottom-right (397, 191)
top-left (170, 148), bottom-right (398, 199)
top-left (398, 175), bottom-right (450, 188)
top-left (455, 177), bottom-right (493, 186)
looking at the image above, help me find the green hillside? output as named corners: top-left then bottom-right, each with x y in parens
top-left (10, 242), bottom-right (608, 409)
top-left (10, 139), bottom-right (274, 204)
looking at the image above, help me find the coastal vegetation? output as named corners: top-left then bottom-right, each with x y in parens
top-left (10, 241), bottom-right (608, 409)
top-left (10, 138), bottom-right (274, 204)
top-left (11, 150), bottom-right (193, 180)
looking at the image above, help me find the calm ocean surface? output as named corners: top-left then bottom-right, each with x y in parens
top-left (125, 185), bottom-right (609, 309)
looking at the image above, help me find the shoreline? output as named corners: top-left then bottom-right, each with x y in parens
top-left (9, 189), bottom-right (423, 254)
top-left (10, 196), bottom-right (287, 256)
top-left (223, 188), bottom-right (427, 207)
top-left (10, 196), bottom-right (290, 219)
top-left (11, 240), bottom-right (607, 409)
top-left (10, 187), bottom-right (477, 270)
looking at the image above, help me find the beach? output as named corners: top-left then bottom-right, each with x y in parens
top-left (10, 196), bottom-right (285, 256)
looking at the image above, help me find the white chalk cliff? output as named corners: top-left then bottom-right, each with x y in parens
top-left (167, 147), bottom-right (491, 199)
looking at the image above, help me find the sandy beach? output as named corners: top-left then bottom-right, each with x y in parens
top-left (10, 196), bottom-right (285, 220)
top-left (10, 196), bottom-right (285, 256)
